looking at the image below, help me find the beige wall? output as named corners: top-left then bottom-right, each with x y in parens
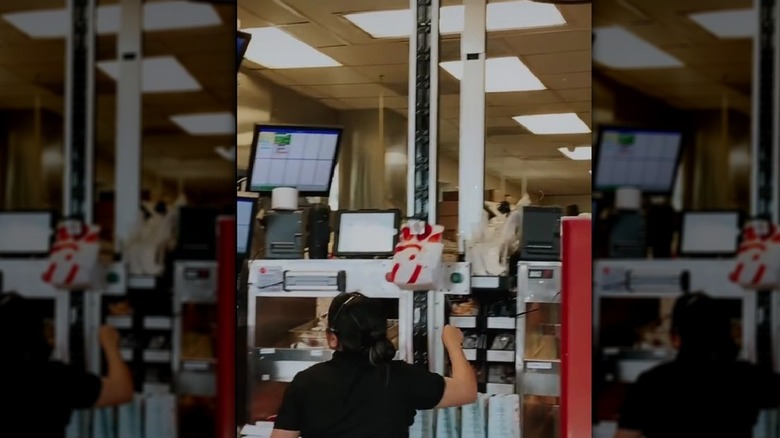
top-left (437, 155), bottom-right (525, 200)
top-left (0, 108), bottom-right (184, 212)
top-left (690, 110), bottom-right (750, 211)
top-left (237, 72), bottom-right (336, 168)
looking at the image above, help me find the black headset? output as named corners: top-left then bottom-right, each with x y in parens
top-left (327, 292), bottom-right (362, 334)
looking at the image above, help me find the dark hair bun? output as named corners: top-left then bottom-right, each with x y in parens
top-left (368, 338), bottom-right (396, 365)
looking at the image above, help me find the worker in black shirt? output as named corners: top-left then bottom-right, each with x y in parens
top-left (615, 292), bottom-right (780, 438)
top-left (271, 292), bottom-right (478, 438)
top-left (0, 292), bottom-right (134, 437)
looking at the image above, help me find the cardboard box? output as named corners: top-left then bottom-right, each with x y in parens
top-left (439, 201), bottom-right (459, 216)
top-left (439, 216), bottom-right (458, 230)
top-left (486, 189), bottom-right (506, 203)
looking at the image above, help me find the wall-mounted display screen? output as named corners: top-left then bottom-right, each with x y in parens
top-left (246, 124), bottom-right (342, 196)
top-left (594, 126), bottom-right (683, 194)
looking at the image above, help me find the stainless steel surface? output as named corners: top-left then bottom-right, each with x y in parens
top-left (249, 259), bottom-right (405, 296)
top-left (173, 264), bottom-right (218, 379)
top-left (176, 370), bottom-right (216, 397)
top-left (174, 260), bottom-right (218, 303)
top-left (472, 276), bottom-right (501, 289)
top-left (593, 260), bottom-right (742, 297)
top-left (255, 349), bottom-right (333, 382)
top-left (523, 360), bottom-right (560, 397)
top-left (518, 261), bottom-right (561, 302)
top-left (517, 261), bottom-right (562, 437)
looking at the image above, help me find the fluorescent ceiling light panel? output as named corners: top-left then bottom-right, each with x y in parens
top-left (474, 1), bottom-right (566, 32)
top-left (242, 27), bottom-right (341, 69)
top-left (440, 57), bottom-right (546, 92)
top-left (344, 1), bottom-right (565, 39)
top-left (2, 9), bottom-right (68, 38)
top-left (2, 1), bottom-right (220, 38)
top-left (689, 9), bottom-right (755, 39)
top-left (103, 1), bottom-right (222, 33)
top-left (97, 56), bottom-right (201, 93)
top-left (558, 146), bottom-right (591, 160)
top-left (593, 26), bottom-right (683, 69)
top-left (344, 9), bottom-right (410, 38)
top-left (215, 146), bottom-right (236, 162)
top-left (513, 113), bottom-right (591, 135)
top-left (171, 112), bottom-right (235, 135)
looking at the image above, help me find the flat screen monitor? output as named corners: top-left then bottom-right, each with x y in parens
top-left (247, 124), bottom-right (342, 196)
top-left (679, 211), bottom-right (741, 257)
top-left (237, 196), bottom-right (258, 256)
top-left (237, 31), bottom-right (251, 70)
top-left (0, 211), bottom-right (54, 256)
top-left (334, 210), bottom-right (400, 257)
top-left (594, 126), bottom-right (683, 194)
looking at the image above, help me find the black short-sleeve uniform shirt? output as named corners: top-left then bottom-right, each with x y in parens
top-left (275, 352), bottom-right (445, 438)
top-left (0, 362), bottom-right (103, 438)
top-left (619, 360), bottom-right (780, 438)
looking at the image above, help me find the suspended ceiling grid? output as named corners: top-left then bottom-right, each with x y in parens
top-left (239, 0), bottom-right (592, 196)
top-left (594, 0), bottom-right (752, 114)
top-left (0, 0), bottom-right (235, 193)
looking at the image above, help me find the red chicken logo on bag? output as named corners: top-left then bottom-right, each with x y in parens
top-left (730, 219), bottom-right (780, 290)
top-left (42, 220), bottom-right (101, 290)
top-left (386, 221), bottom-right (445, 290)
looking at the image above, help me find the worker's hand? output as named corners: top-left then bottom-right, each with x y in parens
top-left (442, 325), bottom-right (464, 350)
top-left (99, 326), bottom-right (121, 351)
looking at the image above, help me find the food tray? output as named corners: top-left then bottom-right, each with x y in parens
top-left (289, 318), bottom-right (400, 349)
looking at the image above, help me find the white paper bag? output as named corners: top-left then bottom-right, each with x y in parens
top-left (730, 220), bottom-right (780, 290)
top-left (435, 406), bottom-right (460, 438)
top-left (387, 221), bottom-right (444, 291)
top-left (409, 410), bottom-right (433, 438)
top-left (42, 220), bottom-right (101, 290)
top-left (461, 393), bottom-right (489, 438)
top-left (487, 394), bottom-right (521, 438)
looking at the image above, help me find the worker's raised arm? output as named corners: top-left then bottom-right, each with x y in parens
top-left (436, 325), bottom-right (478, 408)
top-left (94, 326), bottom-right (134, 407)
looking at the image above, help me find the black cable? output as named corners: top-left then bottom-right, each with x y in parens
top-left (515, 307), bottom-right (541, 318)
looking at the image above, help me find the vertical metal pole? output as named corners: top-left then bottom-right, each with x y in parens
top-left (753, 1), bottom-right (779, 435)
top-left (407, 0), bottom-right (439, 368)
top-left (114, 0), bottom-right (143, 251)
top-left (458, 0), bottom-right (486, 253)
top-left (754, 0), bottom-right (776, 370)
top-left (408, 1), bottom-right (439, 436)
top-left (64, 0), bottom-right (96, 223)
top-left (64, 0), bottom-right (96, 435)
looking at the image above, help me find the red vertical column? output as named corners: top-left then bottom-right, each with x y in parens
top-left (561, 217), bottom-right (592, 438)
top-left (216, 216), bottom-right (236, 438)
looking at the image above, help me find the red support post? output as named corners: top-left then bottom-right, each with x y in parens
top-left (561, 217), bottom-right (592, 438)
top-left (216, 216), bottom-right (236, 438)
